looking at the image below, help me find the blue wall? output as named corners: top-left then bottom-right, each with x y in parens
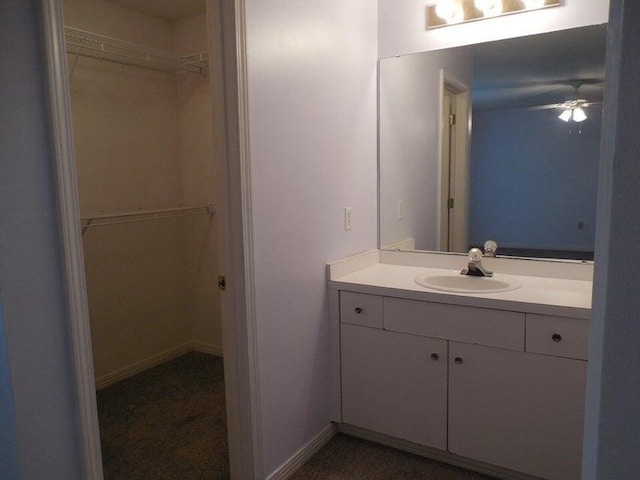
top-left (0, 1), bottom-right (83, 478)
top-left (469, 107), bottom-right (601, 252)
top-left (0, 297), bottom-right (20, 480)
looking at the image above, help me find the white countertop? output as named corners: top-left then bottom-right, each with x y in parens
top-left (329, 263), bottom-right (592, 319)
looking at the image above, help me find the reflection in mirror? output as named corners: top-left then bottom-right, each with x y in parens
top-left (379, 25), bottom-right (606, 261)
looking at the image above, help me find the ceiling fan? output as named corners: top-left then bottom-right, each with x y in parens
top-left (528, 81), bottom-right (603, 122)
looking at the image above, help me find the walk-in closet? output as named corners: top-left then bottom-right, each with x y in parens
top-left (62, 0), bottom-right (227, 477)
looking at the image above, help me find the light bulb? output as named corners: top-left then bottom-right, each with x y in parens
top-left (475, 0), bottom-right (503, 15)
top-left (573, 107), bottom-right (587, 122)
top-left (435, 0), bottom-right (457, 20)
top-left (523, 0), bottom-right (546, 9)
top-left (558, 109), bottom-right (572, 122)
top-left (447, 5), bottom-right (465, 23)
top-left (475, 0), bottom-right (494, 9)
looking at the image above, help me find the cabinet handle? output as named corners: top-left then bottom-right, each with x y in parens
top-left (431, 353), bottom-right (439, 361)
top-left (454, 357), bottom-right (463, 365)
top-left (354, 307), bottom-right (363, 314)
top-left (552, 333), bottom-right (562, 343)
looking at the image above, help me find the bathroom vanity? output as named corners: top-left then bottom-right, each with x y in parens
top-left (328, 250), bottom-right (592, 480)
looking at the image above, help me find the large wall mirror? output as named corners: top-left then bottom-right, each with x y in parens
top-left (379, 24), bottom-right (606, 261)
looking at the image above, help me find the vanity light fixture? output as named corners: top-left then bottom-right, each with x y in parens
top-left (435, 0), bottom-right (464, 23)
top-left (428, 0), bottom-right (560, 29)
top-left (474, 0), bottom-right (503, 16)
top-left (523, 0), bottom-right (546, 8)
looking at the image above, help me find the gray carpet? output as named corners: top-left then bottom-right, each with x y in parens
top-left (290, 433), bottom-right (497, 480)
top-left (96, 352), bottom-right (229, 480)
top-left (97, 354), bottom-right (494, 480)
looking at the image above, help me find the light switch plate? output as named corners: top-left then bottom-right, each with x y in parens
top-left (344, 207), bottom-right (353, 231)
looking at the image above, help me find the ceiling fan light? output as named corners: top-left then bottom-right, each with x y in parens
top-left (573, 107), bottom-right (587, 122)
top-left (559, 109), bottom-right (572, 122)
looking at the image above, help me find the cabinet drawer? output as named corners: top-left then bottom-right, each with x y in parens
top-left (384, 297), bottom-right (524, 350)
top-left (340, 292), bottom-right (383, 328)
top-left (526, 314), bottom-right (589, 360)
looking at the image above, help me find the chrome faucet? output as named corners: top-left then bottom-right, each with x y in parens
top-left (461, 248), bottom-right (494, 277)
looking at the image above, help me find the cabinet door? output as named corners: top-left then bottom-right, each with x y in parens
top-left (341, 324), bottom-right (447, 449)
top-left (449, 342), bottom-right (587, 480)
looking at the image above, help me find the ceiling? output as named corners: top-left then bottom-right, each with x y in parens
top-left (472, 24), bottom-right (607, 110)
top-left (105, 0), bottom-right (205, 22)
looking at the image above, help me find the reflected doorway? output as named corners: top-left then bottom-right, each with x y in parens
top-left (440, 75), bottom-right (470, 252)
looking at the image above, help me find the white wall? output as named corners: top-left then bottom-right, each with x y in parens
top-left (378, 0), bottom-right (610, 58)
top-left (244, 0), bottom-right (378, 475)
top-left (583, 1), bottom-right (640, 478)
top-left (0, 2), bottom-right (83, 478)
top-left (379, 48), bottom-right (472, 250)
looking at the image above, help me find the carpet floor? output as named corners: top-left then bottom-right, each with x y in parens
top-left (96, 353), bottom-right (494, 480)
top-left (290, 433), bottom-right (497, 480)
top-left (96, 351), bottom-right (229, 480)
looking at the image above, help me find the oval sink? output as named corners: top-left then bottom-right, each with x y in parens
top-left (415, 272), bottom-right (522, 294)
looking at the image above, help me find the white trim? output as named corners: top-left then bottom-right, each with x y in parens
top-left (192, 341), bottom-right (224, 357)
top-left (95, 343), bottom-right (193, 390)
top-left (46, 0), bottom-right (260, 478)
top-left (42, 1), bottom-right (104, 479)
top-left (339, 424), bottom-right (539, 480)
top-left (210, 0), bottom-right (263, 478)
top-left (231, 0), bottom-right (265, 476)
top-left (381, 237), bottom-right (416, 251)
top-left (266, 424), bottom-right (338, 480)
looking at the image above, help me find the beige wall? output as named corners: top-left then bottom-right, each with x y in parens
top-left (64, 0), bottom-right (221, 382)
top-left (174, 15), bottom-right (222, 352)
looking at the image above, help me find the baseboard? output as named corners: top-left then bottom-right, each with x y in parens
top-left (95, 342), bottom-right (193, 390)
top-left (192, 341), bottom-right (224, 357)
top-left (339, 424), bottom-right (540, 480)
top-left (266, 423), bottom-right (338, 480)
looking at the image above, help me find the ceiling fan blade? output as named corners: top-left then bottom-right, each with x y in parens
top-left (527, 103), bottom-right (563, 110)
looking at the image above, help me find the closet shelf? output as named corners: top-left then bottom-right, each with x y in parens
top-left (81, 205), bottom-right (215, 234)
top-left (65, 26), bottom-right (208, 75)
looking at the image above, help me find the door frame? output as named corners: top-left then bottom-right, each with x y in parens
top-left (438, 70), bottom-right (470, 253)
top-left (41, 0), bottom-right (261, 478)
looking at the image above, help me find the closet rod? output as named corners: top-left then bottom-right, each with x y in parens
top-left (81, 205), bottom-right (215, 235)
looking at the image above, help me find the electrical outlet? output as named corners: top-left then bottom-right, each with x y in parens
top-left (344, 207), bottom-right (353, 231)
top-left (397, 200), bottom-right (404, 220)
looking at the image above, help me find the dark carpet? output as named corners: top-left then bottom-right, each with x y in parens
top-left (290, 434), bottom-right (496, 480)
top-left (96, 351), bottom-right (229, 480)
top-left (96, 354), bottom-right (493, 480)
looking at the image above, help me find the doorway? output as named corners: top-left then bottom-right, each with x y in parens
top-left (61, 0), bottom-right (227, 477)
top-left (439, 74), bottom-right (470, 253)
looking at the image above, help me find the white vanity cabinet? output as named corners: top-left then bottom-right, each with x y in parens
top-left (448, 342), bottom-right (587, 480)
top-left (341, 323), bottom-right (448, 449)
top-left (337, 290), bottom-right (589, 480)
